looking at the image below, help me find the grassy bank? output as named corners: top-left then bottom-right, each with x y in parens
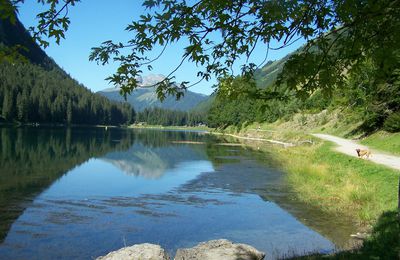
top-left (269, 141), bottom-right (399, 225)
top-left (213, 116), bottom-right (400, 258)
top-left (360, 131), bottom-right (400, 155)
top-left (221, 121), bottom-right (399, 225)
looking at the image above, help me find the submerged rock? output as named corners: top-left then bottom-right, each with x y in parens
top-left (174, 239), bottom-right (265, 260)
top-left (96, 243), bottom-right (170, 260)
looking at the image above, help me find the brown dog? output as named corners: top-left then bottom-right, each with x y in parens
top-left (356, 148), bottom-right (372, 159)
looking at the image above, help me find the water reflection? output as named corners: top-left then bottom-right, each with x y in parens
top-left (0, 127), bottom-right (134, 242)
top-left (0, 127), bottom-right (356, 259)
top-left (101, 143), bottom-right (207, 179)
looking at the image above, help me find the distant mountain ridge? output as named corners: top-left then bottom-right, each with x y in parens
top-left (98, 74), bottom-right (209, 112)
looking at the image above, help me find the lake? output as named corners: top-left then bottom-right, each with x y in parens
top-left (0, 127), bottom-right (357, 259)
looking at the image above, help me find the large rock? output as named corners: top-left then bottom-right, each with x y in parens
top-left (174, 239), bottom-right (265, 260)
top-left (96, 243), bottom-right (170, 260)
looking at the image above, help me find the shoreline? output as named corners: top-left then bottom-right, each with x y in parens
top-left (128, 124), bottom-right (211, 131)
top-left (210, 131), bottom-right (295, 147)
top-left (213, 128), bottom-right (399, 258)
top-left (0, 122), bottom-right (124, 128)
top-left (227, 128), bottom-right (398, 223)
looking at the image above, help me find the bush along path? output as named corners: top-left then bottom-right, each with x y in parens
top-left (312, 134), bottom-right (400, 171)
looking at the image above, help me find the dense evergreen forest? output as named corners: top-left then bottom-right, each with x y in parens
top-left (136, 107), bottom-right (206, 126)
top-left (0, 15), bottom-right (135, 126)
top-left (0, 61), bottom-right (135, 125)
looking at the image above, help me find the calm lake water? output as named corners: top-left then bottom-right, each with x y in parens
top-left (0, 127), bottom-right (357, 259)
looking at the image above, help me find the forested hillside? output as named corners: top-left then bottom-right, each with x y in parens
top-left (136, 107), bottom-right (205, 126)
top-left (253, 54), bottom-right (294, 89)
top-left (0, 15), bottom-right (134, 125)
top-left (0, 62), bottom-right (134, 125)
top-left (207, 50), bottom-right (400, 135)
top-left (0, 12), bottom-right (51, 67)
top-left (191, 94), bottom-right (215, 114)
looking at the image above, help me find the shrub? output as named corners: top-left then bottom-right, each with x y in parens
top-left (359, 113), bottom-right (385, 134)
top-left (383, 112), bottom-right (400, 132)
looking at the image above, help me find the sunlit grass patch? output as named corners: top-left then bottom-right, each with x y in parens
top-left (360, 131), bottom-right (400, 155)
top-left (270, 141), bottom-right (399, 225)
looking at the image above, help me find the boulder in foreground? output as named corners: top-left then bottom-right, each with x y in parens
top-left (174, 239), bottom-right (265, 260)
top-left (96, 243), bottom-right (170, 260)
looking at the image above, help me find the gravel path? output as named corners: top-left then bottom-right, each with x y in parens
top-left (313, 134), bottom-right (400, 171)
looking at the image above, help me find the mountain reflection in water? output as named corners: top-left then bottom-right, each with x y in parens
top-left (101, 143), bottom-right (207, 179)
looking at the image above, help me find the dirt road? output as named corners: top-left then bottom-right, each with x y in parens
top-left (312, 134), bottom-right (400, 171)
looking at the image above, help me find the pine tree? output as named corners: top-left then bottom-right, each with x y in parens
top-left (2, 90), bottom-right (14, 120)
top-left (16, 92), bottom-right (24, 121)
top-left (67, 99), bottom-right (72, 124)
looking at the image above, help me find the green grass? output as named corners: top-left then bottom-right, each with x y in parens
top-left (219, 111), bottom-right (400, 223)
top-left (267, 141), bottom-right (399, 225)
top-left (223, 118), bottom-right (400, 258)
top-left (227, 112), bottom-right (400, 259)
top-left (360, 131), bottom-right (400, 155)
top-left (232, 122), bottom-right (399, 224)
top-left (216, 114), bottom-right (399, 224)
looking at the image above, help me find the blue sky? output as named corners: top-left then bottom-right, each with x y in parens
top-left (17, 1), bottom-right (305, 95)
